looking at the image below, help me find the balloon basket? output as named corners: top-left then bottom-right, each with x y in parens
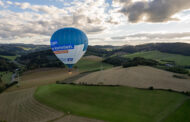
top-left (68, 68), bottom-right (72, 75)
top-left (68, 71), bottom-right (72, 75)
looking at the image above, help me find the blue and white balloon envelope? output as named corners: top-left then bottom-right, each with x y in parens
top-left (50, 27), bottom-right (88, 69)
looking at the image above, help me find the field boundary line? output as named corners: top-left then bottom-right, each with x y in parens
top-left (156, 97), bottom-right (190, 122)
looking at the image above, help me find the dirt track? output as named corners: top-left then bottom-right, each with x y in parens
top-left (75, 66), bottom-right (190, 92)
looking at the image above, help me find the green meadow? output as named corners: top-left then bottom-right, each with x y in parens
top-left (0, 55), bottom-right (17, 61)
top-left (75, 58), bottom-right (113, 72)
top-left (163, 99), bottom-right (190, 122)
top-left (35, 84), bottom-right (190, 122)
top-left (123, 51), bottom-right (190, 66)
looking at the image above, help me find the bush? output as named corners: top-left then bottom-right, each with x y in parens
top-left (166, 66), bottom-right (189, 74)
top-left (103, 56), bottom-right (129, 66)
top-left (173, 75), bottom-right (187, 79)
top-left (0, 84), bottom-right (5, 93)
top-left (56, 80), bottom-right (60, 84)
top-left (123, 61), bottom-right (138, 68)
top-left (167, 89), bottom-right (174, 92)
top-left (148, 86), bottom-right (154, 90)
top-left (185, 92), bottom-right (190, 96)
top-left (98, 82), bottom-right (104, 85)
top-left (0, 57), bottom-right (18, 72)
top-left (0, 120), bottom-right (7, 122)
top-left (123, 57), bottom-right (159, 68)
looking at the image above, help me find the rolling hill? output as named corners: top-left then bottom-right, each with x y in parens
top-left (113, 43), bottom-right (190, 56)
top-left (34, 84), bottom-right (190, 122)
top-left (1, 43), bottom-right (190, 122)
top-left (123, 51), bottom-right (190, 66)
top-left (75, 66), bottom-right (190, 92)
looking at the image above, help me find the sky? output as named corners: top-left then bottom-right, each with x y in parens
top-left (0, 0), bottom-right (190, 46)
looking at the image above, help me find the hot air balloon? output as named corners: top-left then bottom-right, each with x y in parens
top-left (50, 27), bottom-right (88, 72)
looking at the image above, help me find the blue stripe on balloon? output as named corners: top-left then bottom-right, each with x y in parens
top-left (66, 64), bottom-right (74, 68)
top-left (50, 27), bottom-right (88, 51)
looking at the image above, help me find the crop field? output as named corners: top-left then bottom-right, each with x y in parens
top-left (123, 51), bottom-right (190, 66)
top-left (0, 87), bottom-right (103, 122)
top-left (34, 84), bottom-right (190, 122)
top-left (0, 72), bottom-right (12, 84)
top-left (0, 55), bottom-right (17, 61)
top-left (6, 68), bottom-right (79, 92)
top-left (75, 66), bottom-right (190, 92)
top-left (6, 56), bottom-right (113, 92)
top-left (0, 88), bottom-right (63, 122)
top-left (1, 55), bottom-right (190, 122)
top-left (17, 46), bottom-right (32, 51)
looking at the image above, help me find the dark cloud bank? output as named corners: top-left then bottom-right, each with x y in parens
top-left (115, 0), bottom-right (190, 22)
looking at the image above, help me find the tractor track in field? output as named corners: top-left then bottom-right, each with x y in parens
top-left (0, 67), bottom-right (104, 122)
top-left (0, 88), bottom-right (63, 122)
top-left (0, 88), bottom-right (104, 122)
top-left (156, 98), bottom-right (190, 122)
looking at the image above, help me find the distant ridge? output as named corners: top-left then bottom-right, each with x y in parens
top-left (112, 43), bottom-right (190, 56)
top-left (0, 42), bottom-right (190, 56)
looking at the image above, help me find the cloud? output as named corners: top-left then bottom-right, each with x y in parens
top-left (83, 26), bottom-right (105, 33)
top-left (6, 1), bottom-right (13, 5)
top-left (0, 0), bottom-right (4, 6)
top-left (115, 0), bottom-right (190, 23)
top-left (109, 32), bottom-right (190, 45)
top-left (127, 32), bottom-right (190, 39)
top-left (14, 2), bottom-right (68, 14)
top-left (111, 36), bottom-right (126, 40)
top-left (1, 0), bottom-right (190, 45)
top-left (0, 0), bottom-right (111, 44)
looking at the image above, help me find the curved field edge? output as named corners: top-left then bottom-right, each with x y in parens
top-left (34, 84), bottom-right (190, 122)
top-left (163, 99), bottom-right (190, 122)
top-left (75, 58), bottom-right (113, 72)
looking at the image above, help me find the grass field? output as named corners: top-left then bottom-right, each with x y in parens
top-left (17, 46), bottom-right (32, 51)
top-left (34, 84), bottom-right (190, 122)
top-left (0, 72), bottom-right (12, 84)
top-left (163, 99), bottom-right (190, 122)
top-left (75, 57), bottom-right (113, 72)
top-left (0, 55), bottom-right (17, 61)
top-left (123, 51), bottom-right (190, 66)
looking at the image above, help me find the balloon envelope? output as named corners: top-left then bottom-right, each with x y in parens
top-left (50, 27), bottom-right (88, 68)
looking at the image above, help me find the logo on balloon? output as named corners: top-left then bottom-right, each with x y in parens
top-left (67, 58), bottom-right (73, 61)
top-left (59, 58), bottom-right (73, 62)
top-left (51, 44), bottom-right (74, 51)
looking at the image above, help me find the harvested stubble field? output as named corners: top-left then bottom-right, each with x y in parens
top-left (0, 88), bottom-right (63, 122)
top-left (0, 87), bottom-right (102, 122)
top-left (75, 66), bottom-right (190, 92)
top-left (6, 68), bottom-right (79, 92)
top-left (1, 58), bottom-right (110, 122)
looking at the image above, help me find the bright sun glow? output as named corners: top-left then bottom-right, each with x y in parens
top-left (132, 0), bottom-right (148, 3)
top-left (142, 15), bottom-right (148, 21)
